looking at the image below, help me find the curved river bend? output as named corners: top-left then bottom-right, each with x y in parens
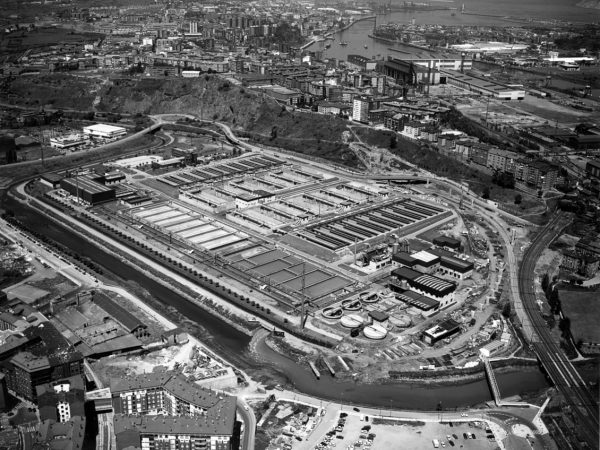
top-left (4, 198), bottom-right (549, 410)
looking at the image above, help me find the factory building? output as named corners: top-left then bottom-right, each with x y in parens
top-left (441, 70), bottom-right (525, 100)
top-left (388, 282), bottom-right (440, 316)
top-left (392, 266), bottom-right (456, 307)
top-left (422, 318), bottom-right (461, 345)
top-left (426, 248), bottom-right (474, 280)
top-left (60, 175), bottom-right (116, 205)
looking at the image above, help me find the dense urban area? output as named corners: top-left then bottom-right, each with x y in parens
top-left (0, 0), bottom-right (599, 449)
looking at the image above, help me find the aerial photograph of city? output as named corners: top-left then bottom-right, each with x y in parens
top-left (0, 0), bottom-right (598, 449)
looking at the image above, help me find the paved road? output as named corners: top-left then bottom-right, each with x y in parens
top-left (236, 397), bottom-right (256, 450)
top-left (517, 212), bottom-right (599, 448)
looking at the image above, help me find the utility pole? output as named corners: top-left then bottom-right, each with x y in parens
top-left (75, 169), bottom-right (80, 205)
top-left (300, 262), bottom-right (306, 328)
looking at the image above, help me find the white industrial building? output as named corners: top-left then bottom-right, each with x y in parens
top-left (83, 123), bottom-right (127, 140)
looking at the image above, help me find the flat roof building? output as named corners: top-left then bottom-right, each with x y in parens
top-left (83, 124), bottom-right (127, 140)
top-left (432, 235), bottom-right (461, 251)
top-left (60, 175), bottom-right (116, 205)
top-left (427, 248), bottom-right (474, 280)
top-left (422, 318), bottom-right (461, 345)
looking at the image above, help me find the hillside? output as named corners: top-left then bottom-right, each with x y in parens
top-left (97, 75), bottom-right (359, 166)
top-left (2, 73), bottom-right (101, 110)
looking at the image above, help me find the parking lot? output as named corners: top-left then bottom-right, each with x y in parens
top-left (312, 413), bottom-right (499, 450)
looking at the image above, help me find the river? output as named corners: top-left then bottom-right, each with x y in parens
top-left (309, 0), bottom-right (596, 61)
top-left (1, 195), bottom-right (550, 410)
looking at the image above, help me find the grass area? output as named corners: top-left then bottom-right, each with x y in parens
top-left (3, 73), bottom-right (101, 109)
top-left (558, 288), bottom-right (600, 347)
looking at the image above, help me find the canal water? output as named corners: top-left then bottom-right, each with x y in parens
top-left (2, 196), bottom-right (550, 410)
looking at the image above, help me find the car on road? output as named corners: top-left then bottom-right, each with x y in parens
top-left (461, 413), bottom-right (468, 417)
top-left (353, 407), bottom-right (360, 412)
top-left (463, 433), bottom-right (469, 439)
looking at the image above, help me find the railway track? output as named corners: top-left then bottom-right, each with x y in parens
top-left (517, 212), bottom-right (599, 447)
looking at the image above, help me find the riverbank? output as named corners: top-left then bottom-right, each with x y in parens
top-left (302, 15), bottom-right (376, 49)
top-left (8, 187), bottom-right (258, 338)
top-left (368, 34), bottom-right (430, 52)
top-left (249, 328), bottom-right (546, 393)
top-left (2, 189), bottom-right (552, 409)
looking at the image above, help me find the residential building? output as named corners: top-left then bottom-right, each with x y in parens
top-left (525, 160), bottom-right (558, 190)
top-left (586, 160), bottom-right (600, 179)
top-left (469, 144), bottom-right (491, 166)
top-left (111, 372), bottom-right (237, 450)
top-left (0, 323), bottom-right (84, 402)
top-left (487, 148), bottom-right (519, 172)
top-left (36, 375), bottom-right (85, 423)
top-left (352, 95), bottom-right (372, 123)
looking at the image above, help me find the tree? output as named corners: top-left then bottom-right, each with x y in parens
top-left (389, 134), bottom-right (397, 149)
top-left (558, 317), bottom-right (571, 338)
top-left (514, 194), bottom-right (522, 205)
top-left (502, 301), bottom-right (511, 318)
top-left (548, 288), bottom-right (560, 314)
top-left (482, 186), bottom-right (491, 200)
top-left (541, 273), bottom-right (550, 294)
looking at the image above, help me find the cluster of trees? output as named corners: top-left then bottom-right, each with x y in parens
top-left (541, 273), bottom-right (561, 315)
top-left (541, 273), bottom-right (573, 338)
top-left (492, 170), bottom-right (515, 189)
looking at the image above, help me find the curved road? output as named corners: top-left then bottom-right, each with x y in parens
top-left (517, 212), bottom-right (599, 448)
top-left (236, 398), bottom-right (256, 450)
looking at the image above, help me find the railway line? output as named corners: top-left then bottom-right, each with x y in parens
top-left (517, 212), bottom-right (599, 447)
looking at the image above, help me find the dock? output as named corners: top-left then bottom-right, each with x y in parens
top-left (308, 361), bottom-right (321, 380)
top-left (323, 358), bottom-right (336, 377)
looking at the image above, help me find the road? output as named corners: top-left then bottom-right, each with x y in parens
top-left (517, 212), bottom-right (599, 448)
top-left (236, 398), bottom-right (256, 450)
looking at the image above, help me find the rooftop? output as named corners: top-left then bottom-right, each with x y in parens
top-left (114, 400), bottom-right (236, 444)
top-left (83, 123), bottom-right (126, 133)
top-left (93, 292), bottom-right (146, 332)
top-left (411, 250), bottom-right (440, 264)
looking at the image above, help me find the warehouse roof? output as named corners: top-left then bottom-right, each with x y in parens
top-left (83, 123), bottom-right (126, 133)
top-left (396, 289), bottom-right (439, 310)
top-left (93, 293), bottom-right (147, 333)
top-left (427, 248), bottom-right (474, 273)
top-left (61, 176), bottom-right (114, 195)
